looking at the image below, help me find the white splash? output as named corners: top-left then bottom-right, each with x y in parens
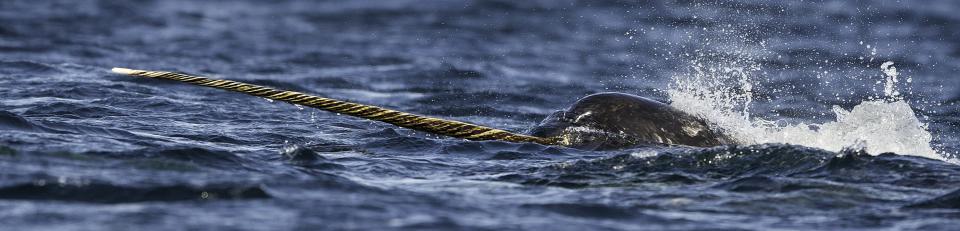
top-left (667, 61), bottom-right (947, 162)
top-left (880, 61), bottom-right (900, 99)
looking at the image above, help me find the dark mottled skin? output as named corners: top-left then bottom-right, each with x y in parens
top-left (529, 93), bottom-right (735, 149)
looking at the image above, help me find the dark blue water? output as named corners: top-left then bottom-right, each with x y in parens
top-left (2, 0), bottom-right (960, 230)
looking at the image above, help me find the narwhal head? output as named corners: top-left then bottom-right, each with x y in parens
top-left (528, 92), bottom-right (733, 150)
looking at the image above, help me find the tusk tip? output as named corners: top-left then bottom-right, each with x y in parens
top-left (111, 67), bottom-right (139, 75)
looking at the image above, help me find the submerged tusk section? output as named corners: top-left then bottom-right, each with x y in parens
top-left (111, 67), bottom-right (561, 146)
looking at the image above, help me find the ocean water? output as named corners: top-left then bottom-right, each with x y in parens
top-left (2, 0), bottom-right (960, 230)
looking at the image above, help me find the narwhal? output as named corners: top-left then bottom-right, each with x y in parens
top-left (111, 68), bottom-right (735, 149)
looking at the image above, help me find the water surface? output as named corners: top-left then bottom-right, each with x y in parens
top-left (2, 0), bottom-right (960, 230)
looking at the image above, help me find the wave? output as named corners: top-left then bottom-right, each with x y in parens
top-left (0, 181), bottom-right (270, 203)
top-left (0, 111), bottom-right (40, 131)
top-left (501, 144), bottom-right (960, 189)
top-left (907, 188), bottom-right (960, 209)
top-left (0, 60), bottom-right (61, 75)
